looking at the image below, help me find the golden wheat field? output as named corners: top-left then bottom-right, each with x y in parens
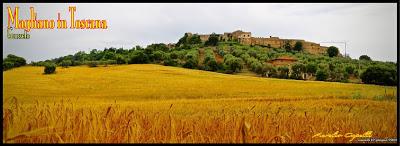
top-left (2, 64), bottom-right (397, 143)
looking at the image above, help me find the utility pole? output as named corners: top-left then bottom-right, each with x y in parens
top-left (320, 41), bottom-right (347, 57)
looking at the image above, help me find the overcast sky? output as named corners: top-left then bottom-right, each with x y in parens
top-left (3, 3), bottom-right (397, 62)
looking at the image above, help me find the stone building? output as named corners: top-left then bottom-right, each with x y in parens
top-left (189, 30), bottom-right (330, 55)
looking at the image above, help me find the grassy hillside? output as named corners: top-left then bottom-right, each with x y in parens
top-left (2, 64), bottom-right (397, 143)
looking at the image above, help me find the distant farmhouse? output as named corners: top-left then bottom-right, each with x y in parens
top-left (187, 30), bottom-right (329, 55)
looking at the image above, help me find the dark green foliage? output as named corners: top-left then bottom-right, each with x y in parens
top-left (3, 54), bottom-right (26, 71)
top-left (115, 54), bottom-right (127, 64)
top-left (327, 46), bottom-right (339, 57)
top-left (290, 63), bottom-right (306, 80)
top-left (163, 58), bottom-right (178, 67)
top-left (147, 43), bottom-right (170, 52)
top-left (188, 34), bottom-right (202, 45)
top-left (3, 61), bottom-right (14, 71)
top-left (360, 66), bottom-right (397, 86)
top-left (283, 41), bottom-right (292, 52)
top-left (250, 61), bottom-right (263, 75)
top-left (60, 60), bottom-right (72, 68)
top-left (129, 50), bottom-right (149, 64)
top-left (205, 33), bottom-right (219, 46)
top-left (170, 51), bottom-right (179, 59)
top-left (223, 54), bottom-right (244, 73)
top-left (87, 61), bottom-right (98, 67)
top-left (260, 63), bottom-right (276, 77)
top-left (177, 33), bottom-right (202, 47)
top-left (359, 55), bottom-right (371, 61)
top-left (277, 66), bottom-right (289, 79)
top-left (152, 51), bottom-right (165, 63)
top-left (176, 33), bottom-right (189, 47)
top-left (232, 49), bottom-right (244, 57)
top-left (345, 65), bottom-right (355, 74)
top-left (329, 67), bottom-right (349, 82)
top-left (44, 63), bottom-right (56, 74)
top-left (293, 41), bottom-right (303, 52)
top-left (316, 69), bottom-right (328, 81)
top-left (203, 50), bottom-right (219, 71)
top-left (183, 50), bottom-right (198, 69)
top-left (305, 62), bottom-right (317, 76)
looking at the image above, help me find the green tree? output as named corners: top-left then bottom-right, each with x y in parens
top-left (129, 50), bottom-right (149, 64)
top-left (316, 69), bottom-right (328, 81)
top-left (277, 66), bottom-right (289, 79)
top-left (293, 41), bottom-right (303, 52)
top-left (44, 63), bottom-right (56, 74)
top-left (188, 34), bottom-right (202, 45)
top-left (283, 41), bottom-right (292, 52)
top-left (359, 55), bottom-right (371, 61)
top-left (203, 51), bottom-right (219, 71)
top-left (345, 65), bottom-right (355, 75)
top-left (327, 46), bottom-right (339, 57)
top-left (305, 62), bottom-right (318, 78)
top-left (60, 60), bottom-right (72, 68)
top-left (261, 63), bottom-right (276, 77)
top-left (152, 51), bottom-right (165, 63)
top-left (205, 33), bottom-right (219, 46)
top-left (3, 61), bottom-right (14, 71)
top-left (115, 54), bottom-right (127, 64)
top-left (176, 33), bottom-right (189, 47)
top-left (163, 54), bottom-right (178, 66)
top-left (290, 63), bottom-right (306, 80)
top-left (360, 65), bottom-right (397, 86)
top-left (183, 51), bottom-right (198, 69)
top-left (4, 54), bottom-right (26, 68)
top-left (223, 54), bottom-right (244, 73)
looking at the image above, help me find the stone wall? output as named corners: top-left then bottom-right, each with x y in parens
top-left (191, 30), bottom-right (329, 55)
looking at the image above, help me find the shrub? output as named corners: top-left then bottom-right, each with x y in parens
top-left (183, 58), bottom-right (198, 69)
top-left (152, 51), bottom-right (165, 63)
top-left (290, 63), bottom-right (306, 80)
top-left (129, 50), bottom-right (149, 64)
top-left (170, 51), bottom-right (179, 59)
top-left (283, 41), bottom-right (292, 52)
top-left (277, 66), bottom-right (289, 79)
top-left (3, 61), bottom-right (14, 71)
top-left (183, 50), bottom-right (198, 69)
top-left (223, 54), bottom-right (244, 73)
top-left (44, 63), bottom-right (56, 74)
top-left (115, 54), bottom-right (127, 64)
top-left (316, 69), bottom-right (328, 81)
top-left (261, 63), bottom-right (276, 77)
top-left (359, 55), bottom-right (371, 61)
top-left (293, 41), bottom-right (303, 51)
top-left (3, 54), bottom-right (26, 71)
top-left (327, 46), bottom-right (339, 57)
top-left (87, 61), bottom-right (98, 67)
top-left (305, 62), bottom-right (317, 77)
top-left (163, 58), bottom-right (178, 67)
top-left (60, 60), bottom-right (72, 68)
top-left (345, 65), bottom-right (355, 75)
top-left (204, 53), bottom-right (219, 71)
top-left (205, 33), bottom-right (219, 46)
top-left (360, 65), bottom-right (397, 86)
top-left (250, 61), bottom-right (263, 74)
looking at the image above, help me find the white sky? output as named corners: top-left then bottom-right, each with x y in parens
top-left (3, 3), bottom-right (397, 62)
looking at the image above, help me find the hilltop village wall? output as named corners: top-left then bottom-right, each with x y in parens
top-left (191, 30), bottom-right (328, 55)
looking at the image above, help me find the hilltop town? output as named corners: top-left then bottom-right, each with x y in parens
top-left (186, 30), bottom-right (329, 55)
